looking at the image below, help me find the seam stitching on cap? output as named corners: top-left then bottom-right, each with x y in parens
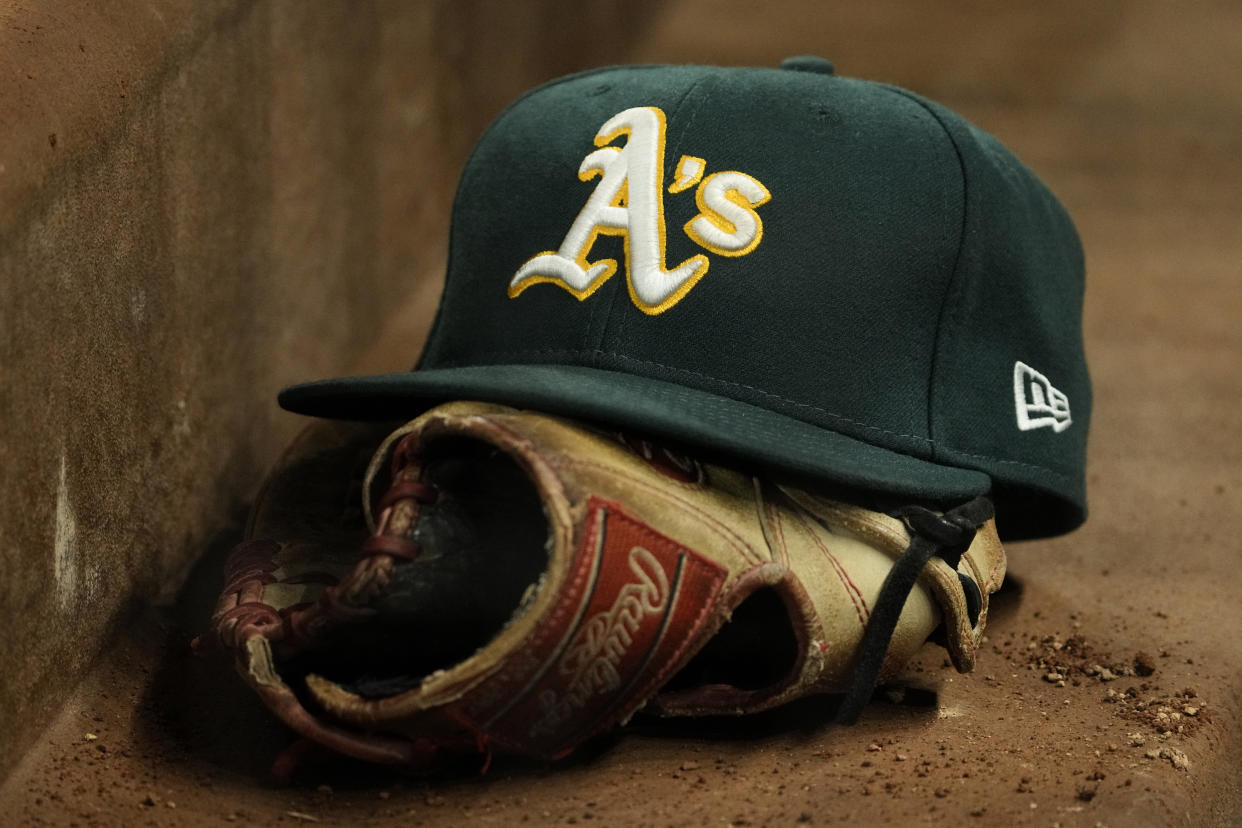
top-left (670, 75), bottom-right (713, 140)
top-left (287, 372), bottom-right (1072, 483)
top-left (596, 75), bottom-right (714, 357)
top-left (439, 346), bottom-right (929, 443)
top-left (429, 65), bottom-right (669, 371)
top-left (428, 349), bottom-right (1076, 481)
top-left (880, 87), bottom-right (972, 465)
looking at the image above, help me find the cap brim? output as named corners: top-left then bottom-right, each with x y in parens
top-left (278, 365), bottom-right (991, 503)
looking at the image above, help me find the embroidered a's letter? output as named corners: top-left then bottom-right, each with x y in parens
top-left (509, 107), bottom-right (709, 314)
top-left (685, 172), bottom-right (771, 257)
top-left (510, 106), bottom-right (770, 314)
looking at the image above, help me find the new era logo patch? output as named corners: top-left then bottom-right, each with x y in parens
top-left (1014, 361), bottom-right (1071, 433)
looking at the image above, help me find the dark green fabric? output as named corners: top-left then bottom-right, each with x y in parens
top-left (283, 363), bottom-right (992, 502)
top-left (279, 63), bottom-right (1090, 540)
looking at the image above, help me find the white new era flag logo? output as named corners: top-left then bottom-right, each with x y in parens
top-left (1014, 362), bottom-right (1071, 433)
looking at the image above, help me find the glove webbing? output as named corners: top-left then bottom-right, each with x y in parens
top-left (834, 496), bottom-right (994, 725)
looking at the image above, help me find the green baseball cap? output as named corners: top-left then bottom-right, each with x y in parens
top-left (280, 58), bottom-right (1090, 540)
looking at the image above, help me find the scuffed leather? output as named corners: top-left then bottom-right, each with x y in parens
top-left (200, 401), bottom-right (1006, 765)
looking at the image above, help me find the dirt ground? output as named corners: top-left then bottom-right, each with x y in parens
top-left (3, 0), bottom-right (1241, 826)
top-left (4, 564), bottom-right (1240, 828)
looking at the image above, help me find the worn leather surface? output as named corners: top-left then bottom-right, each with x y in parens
top-left (206, 401), bottom-right (1005, 763)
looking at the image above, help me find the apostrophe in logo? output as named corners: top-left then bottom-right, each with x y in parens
top-left (508, 106), bottom-right (771, 315)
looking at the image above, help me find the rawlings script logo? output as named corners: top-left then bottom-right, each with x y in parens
top-left (530, 546), bottom-right (670, 737)
top-left (508, 105), bottom-right (771, 315)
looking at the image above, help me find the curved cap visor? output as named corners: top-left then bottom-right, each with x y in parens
top-left (278, 365), bottom-right (992, 503)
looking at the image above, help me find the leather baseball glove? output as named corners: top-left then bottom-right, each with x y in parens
top-left (198, 401), bottom-right (1005, 769)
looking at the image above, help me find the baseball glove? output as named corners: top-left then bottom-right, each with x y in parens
top-left (198, 401), bottom-right (1005, 769)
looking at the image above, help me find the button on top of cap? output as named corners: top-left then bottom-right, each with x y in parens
top-left (780, 56), bottom-right (835, 75)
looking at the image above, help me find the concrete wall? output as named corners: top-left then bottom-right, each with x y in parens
top-left (0, 0), bottom-right (649, 784)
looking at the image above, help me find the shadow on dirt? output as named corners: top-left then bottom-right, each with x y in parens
top-left (133, 510), bottom-right (299, 782)
top-left (132, 523), bottom-right (1030, 789)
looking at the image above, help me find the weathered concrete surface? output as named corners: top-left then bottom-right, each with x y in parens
top-left (0, 0), bottom-right (650, 787)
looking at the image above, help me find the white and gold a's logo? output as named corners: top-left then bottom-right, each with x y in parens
top-left (508, 106), bottom-right (771, 315)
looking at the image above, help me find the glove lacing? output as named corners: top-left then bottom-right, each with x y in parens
top-left (834, 496), bottom-right (994, 724)
top-left (359, 435), bottom-right (439, 561)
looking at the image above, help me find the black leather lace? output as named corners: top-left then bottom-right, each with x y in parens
top-left (834, 496), bottom-right (994, 724)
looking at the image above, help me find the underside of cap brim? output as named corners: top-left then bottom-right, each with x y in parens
top-left (278, 363), bottom-right (997, 508)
